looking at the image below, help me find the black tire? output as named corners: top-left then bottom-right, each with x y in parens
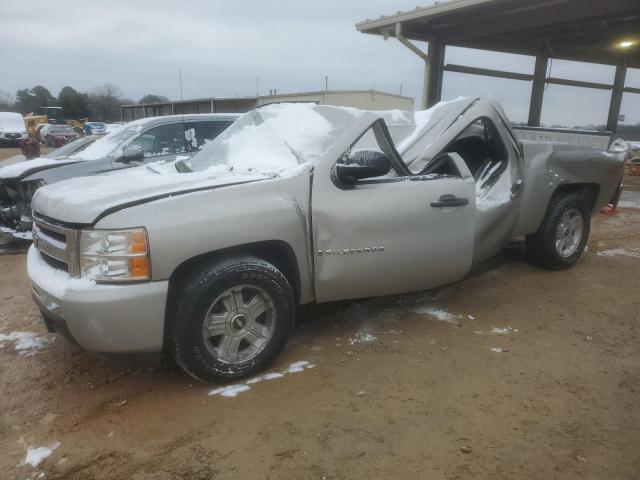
top-left (525, 193), bottom-right (590, 270)
top-left (610, 180), bottom-right (623, 209)
top-left (169, 255), bottom-right (295, 383)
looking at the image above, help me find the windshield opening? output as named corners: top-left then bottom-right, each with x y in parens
top-left (70, 124), bottom-right (144, 161)
top-left (185, 104), bottom-right (355, 174)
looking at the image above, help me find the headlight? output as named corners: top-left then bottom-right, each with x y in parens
top-left (79, 228), bottom-right (150, 283)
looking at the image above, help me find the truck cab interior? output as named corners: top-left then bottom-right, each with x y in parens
top-left (422, 118), bottom-right (508, 192)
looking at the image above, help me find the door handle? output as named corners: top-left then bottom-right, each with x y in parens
top-left (511, 179), bottom-right (523, 198)
top-left (430, 194), bottom-right (469, 208)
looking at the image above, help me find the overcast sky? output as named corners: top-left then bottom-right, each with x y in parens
top-left (1, 0), bottom-right (638, 126)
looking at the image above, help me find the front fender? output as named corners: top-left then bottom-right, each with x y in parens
top-left (94, 169), bottom-right (315, 304)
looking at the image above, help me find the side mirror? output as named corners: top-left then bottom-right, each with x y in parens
top-left (119, 144), bottom-right (144, 162)
top-left (335, 149), bottom-right (391, 185)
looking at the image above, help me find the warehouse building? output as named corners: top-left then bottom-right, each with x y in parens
top-left (121, 89), bottom-right (414, 122)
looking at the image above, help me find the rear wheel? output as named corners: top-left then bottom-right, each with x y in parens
top-left (525, 193), bottom-right (590, 270)
top-left (169, 255), bottom-right (295, 383)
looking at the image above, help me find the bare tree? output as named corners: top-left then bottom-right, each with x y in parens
top-left (0, 89), bottom-right (15, 111)
top-left (87, 83), bottom-right (125, 122)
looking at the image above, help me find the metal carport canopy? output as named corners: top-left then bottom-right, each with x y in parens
top-left (356, 0), bottom-right (640, 132)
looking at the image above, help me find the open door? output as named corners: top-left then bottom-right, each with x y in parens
top-left (311, 119), bottom-right (475, 303)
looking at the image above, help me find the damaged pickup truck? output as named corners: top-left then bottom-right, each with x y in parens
top-left (27, 98), bottom-right (624, 383)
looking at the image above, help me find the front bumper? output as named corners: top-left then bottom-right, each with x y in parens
top-left (30, 256), bottom-right (169, 354)
top-left (0, 133), bottom-right (28, 144)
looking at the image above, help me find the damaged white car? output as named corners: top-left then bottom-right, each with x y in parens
top-left (27, 98), bottom-right (624, 383)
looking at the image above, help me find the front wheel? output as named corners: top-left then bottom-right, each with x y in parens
top-left (525, 193), bottom-right (590, 270)
top-left (169, 255), bottom-right (295, 383)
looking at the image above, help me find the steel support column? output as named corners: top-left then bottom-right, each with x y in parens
top-left (426, 38), bottom-right (445, 107)
top-left (607, 60), bottom-right (627, 133)
top-left (528, 54), bottom-right (548, 127)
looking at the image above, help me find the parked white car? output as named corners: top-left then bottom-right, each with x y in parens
top-left (37, 123), bottom-right (52, 143)
top-left (0, 112), bottom-right (28, 146)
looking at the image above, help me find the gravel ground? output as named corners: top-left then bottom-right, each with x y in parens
top-left (1, 146), bottom-right (639, 479)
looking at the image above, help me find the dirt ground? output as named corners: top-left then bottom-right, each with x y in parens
top-left (1, 146), bottom-right (639, 479)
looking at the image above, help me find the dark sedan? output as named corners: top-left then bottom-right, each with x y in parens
top-left (45, 125), bottom-right (79, 147)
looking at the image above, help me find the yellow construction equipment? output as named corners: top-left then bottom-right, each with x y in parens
top-left (23, 115), bottom-right (48, 138)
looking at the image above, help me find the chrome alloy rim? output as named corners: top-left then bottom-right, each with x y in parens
top-left (555, 208), bottom-right (584, 258)
top-left (201, 285), bottom-right (275, 364)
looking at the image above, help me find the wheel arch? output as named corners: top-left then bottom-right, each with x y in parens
top-left (551, 182), bottom-right (600, 212)
top-left (162, 240), bottom-right (301, 352)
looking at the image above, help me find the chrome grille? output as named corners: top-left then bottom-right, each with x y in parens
top-left (32, 214), bottom-right (80, 276)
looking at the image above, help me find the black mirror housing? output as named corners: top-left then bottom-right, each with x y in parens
top-left (119, 144), bottom-right (145, 162)
top-left (335, 149), bottom-right (391, 185)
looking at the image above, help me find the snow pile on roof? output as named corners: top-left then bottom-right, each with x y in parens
top-left (195, 103), bottom-right (335, 173)
top-left (27, 245), bottom-right (95, 299)
top-left (0, 158), bottom-right (77, 179)
top-left (105, 123), bottom-right (126, 134)
top-left (396, 96), bottom-right (467, 153)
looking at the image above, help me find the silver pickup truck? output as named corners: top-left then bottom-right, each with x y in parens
top-left (27, 98), bottom-right (624, 383)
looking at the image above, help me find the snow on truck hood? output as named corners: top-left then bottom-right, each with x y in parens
top-left (0, 157), bottom-right (78, 179)
top-left (33, 100), bottom-right (475, 223)
top-left (32, 161), bottom-right (293, 224)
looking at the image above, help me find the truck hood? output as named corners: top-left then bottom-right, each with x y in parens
top-left (32, 160), bottom-right (307, 224)
top-left (0, 156), bottom-right (80, 180)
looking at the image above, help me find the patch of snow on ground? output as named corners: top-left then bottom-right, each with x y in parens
top-left (0, 331), bottom-right (49, 356)
top-left (597, 248), bottom-right (640, 259)
top-left (209, 360), bottom-right (316, 398)
top-left (413, 306), bottom-right (461, 324)
top-left (209, 384), bottom-right (251, 398)
top-left (22, 442), bottom-right (60, 467)
top-left (27, 245), bottom-right (95, 299)
top-left (618, 191), bottom-right (640, 209)
top-left (284, 360), bottom-right (316, 373)
top-left (348, 332), bottom-right (378, 345)
top-left (490, 326), bottom-right (517, 334)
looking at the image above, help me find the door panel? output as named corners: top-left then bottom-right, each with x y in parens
top-left (471, 114), bottom-right (524, 262)
top-left (312, 175), bottom-right (475, 303)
